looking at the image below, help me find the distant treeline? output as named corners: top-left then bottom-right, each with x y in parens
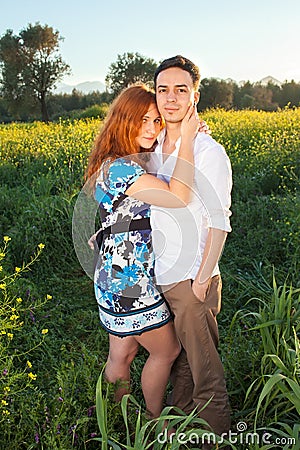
top-left (198, 78), bottom-right (300, 112)
top-left (1, 78), bottom-right (300, 123)
top-left (0, 90), bottom-right (112, 123)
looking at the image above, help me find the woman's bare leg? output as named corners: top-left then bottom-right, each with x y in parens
top-left (105, 334), bottom-right (139, 401)
top-left (104, 322), bottom-right (180, 416)
top-left (136, 322), bottom-right (181, 418)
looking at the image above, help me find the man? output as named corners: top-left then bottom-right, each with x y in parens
top-left (150, 55), bottom-right (232, 440)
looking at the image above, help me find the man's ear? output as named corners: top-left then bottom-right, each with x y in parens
top-left (194, 91), bottom-right (200, 104)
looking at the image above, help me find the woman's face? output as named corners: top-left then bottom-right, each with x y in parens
top-left (136, 103), bottom-right (162, 149)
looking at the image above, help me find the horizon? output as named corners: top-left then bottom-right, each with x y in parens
top-left (58, 75), bottom-right (286, 86)
top-left (55, 75), bottom-right (289, 94)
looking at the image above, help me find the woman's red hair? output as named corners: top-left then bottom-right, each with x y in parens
top-left (85, 84), bottom-right (160, 180)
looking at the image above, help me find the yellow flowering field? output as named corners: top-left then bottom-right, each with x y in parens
top-left (0, 108), bottom-right (299, 186)
top-left (206, 107), bottom-right (300, 182)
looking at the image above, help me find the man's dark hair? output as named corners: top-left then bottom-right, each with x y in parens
top-left (154, 55), bottom-right (201, 90)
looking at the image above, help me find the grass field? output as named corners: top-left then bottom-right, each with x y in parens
top-left (0, 108), bottom-right (299, 449)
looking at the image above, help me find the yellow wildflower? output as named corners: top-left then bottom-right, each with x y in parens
top-left (26, 361), bottom-right (32, 368)
top-left (2, 410), bottom-right (10, 416)
top-left (1, 400), bottom-right (8, 406)
top-left (7, 333), bottom-right (13, 340)
top-left (28, 372), bottom-right (37, 381)
top-left (16, 297), bottom-right (22, 303)
top-left (0, 253), bottom-right (5, 258)
top-left (42, 329), bottom-right (48, 335)
top-left (4, 387), bottom-right (10, 394)
top-left (0, 283), bottom-right (6, 290)
top-left (10, 314), bottom-right (19, 321)
top-left (46, 294), bottom-right (52, 300)
top-left (1, 331), bottom-right (6, 335)
top-left (3, 236), bottom-right (11, 243)
top-left (15, 267), bottom-right (21, 273)
top-left (38, 243), bottom-right (45, 250)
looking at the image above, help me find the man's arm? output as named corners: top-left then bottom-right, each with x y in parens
top-left (192, 140), bottom-right (232, 301)
top-left (192, 228), bottom-right (227, 302)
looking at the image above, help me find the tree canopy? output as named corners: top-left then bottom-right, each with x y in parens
top-left (0, 23), bottom-right (70, 121)
top-left (105, 52), bottom-right (157, 97)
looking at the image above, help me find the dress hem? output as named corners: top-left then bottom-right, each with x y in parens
top-left (99, 315), bottom-right (172, 337)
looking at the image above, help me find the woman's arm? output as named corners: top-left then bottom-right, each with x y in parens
top-left (126, 105), bottom-right (199, 208)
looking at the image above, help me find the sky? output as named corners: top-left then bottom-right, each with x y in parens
top-left (1, 0), bottom-right (300, 86)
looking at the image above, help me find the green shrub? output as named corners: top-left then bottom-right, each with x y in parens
top-left (78, 103), bottom-right (109, 120)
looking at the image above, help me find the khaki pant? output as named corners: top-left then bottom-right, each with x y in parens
top-left (163, 275), bottom-right (231, 437)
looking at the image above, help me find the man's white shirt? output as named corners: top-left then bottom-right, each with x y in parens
top-left (149, 129), bottom-right (232, 285)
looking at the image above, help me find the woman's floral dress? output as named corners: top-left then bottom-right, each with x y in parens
top-left (94, 158), bottom-right (171, 337)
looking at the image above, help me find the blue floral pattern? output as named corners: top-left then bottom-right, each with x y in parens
top-left (94, 158), bottom-right (171, 336)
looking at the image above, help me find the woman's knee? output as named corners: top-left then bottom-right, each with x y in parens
top-left (137, 325), bottom-right (181, 364)
top-left (154, 339), bottom-right (181, 365)
top-left (108, 337), bottom-right (139, 367)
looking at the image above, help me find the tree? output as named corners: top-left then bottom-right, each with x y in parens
top-left (199, 78), bottom-right (234, 110)
top-left (240, 94), bottom-right (255, 109)
top-left (105, 52), bottom-right (157, 97)
top-left (252, 85), bottom-right (278, 111)
top-left (0, 23), bottom-right (70, 121)
top-left (233, 81), bottom-right (254, 109)
top-left (278, 81), bottom-right (300, 108)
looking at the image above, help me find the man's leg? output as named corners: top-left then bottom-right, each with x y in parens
top-left (164, 275), bottom-right (231, 437)
top-left (166, 346), bottom-right (195, 413)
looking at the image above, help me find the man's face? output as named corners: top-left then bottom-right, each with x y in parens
top-left (155, 67), bottom-right (199, 124)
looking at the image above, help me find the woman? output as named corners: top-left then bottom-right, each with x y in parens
top-left (85, 84), bottom-right (199, 418)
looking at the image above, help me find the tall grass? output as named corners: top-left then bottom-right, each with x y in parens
top-left (92, 369), bottom-right (235, 449)
top-left (228, 275), bottom-right (299, 439)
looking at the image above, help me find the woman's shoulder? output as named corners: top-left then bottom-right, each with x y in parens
top-left (99, 157), bottom-right (146, 193)
top-left (109, 157), bottom-right (143, 168)
top-left (108, 157), bottom-right (145, 179)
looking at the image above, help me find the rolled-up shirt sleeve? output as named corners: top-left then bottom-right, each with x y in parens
top-left (194, 141), bottom-right (232, 232)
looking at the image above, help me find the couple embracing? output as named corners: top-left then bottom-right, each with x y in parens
top-left (84, 55), bottom-right (232, 444)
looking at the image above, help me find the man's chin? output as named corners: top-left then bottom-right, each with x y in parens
top-left (163, 116), bottom-right (183, 124)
